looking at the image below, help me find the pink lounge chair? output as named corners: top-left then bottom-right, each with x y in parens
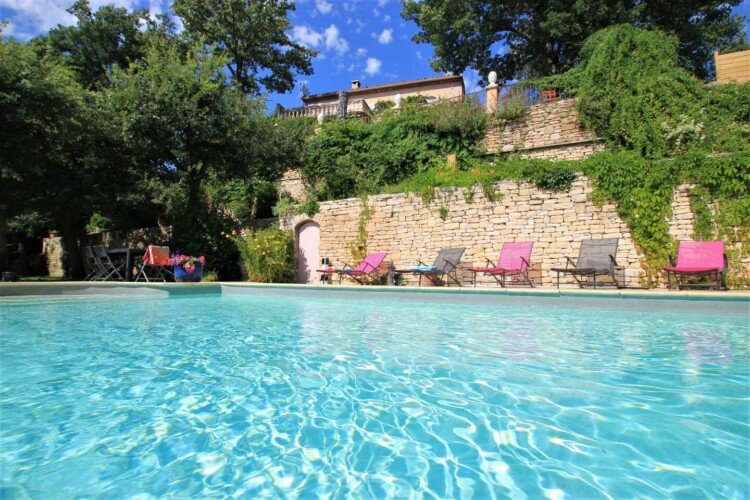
top-left (663, 241), bottom-right (726, 290)
top-left (469, 242), bottom-right (534, 287)
top-left (317, 252), bottom-right (388, 285)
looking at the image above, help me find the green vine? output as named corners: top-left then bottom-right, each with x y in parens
top-left (348, 195), bottom-right (372, 263)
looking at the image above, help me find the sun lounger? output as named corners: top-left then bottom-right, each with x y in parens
top-left (551, 238), bottom-right (620, 289)
top-left (469, 242), bottom-right (534, 287)
top-left (318, 252), bottom-right (388, 284)
top-left (398, 247), bottom-right (465, 287)
top-left (663, 241), bottom-right (726, 290)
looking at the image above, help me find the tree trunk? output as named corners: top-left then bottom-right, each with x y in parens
top-left (0, 213), bottom-right (8, 273)
top-left (60, 211), bottom-right (84, 279)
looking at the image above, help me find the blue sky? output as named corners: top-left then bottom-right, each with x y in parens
top-left (2, 0), bottom-right (748, 112)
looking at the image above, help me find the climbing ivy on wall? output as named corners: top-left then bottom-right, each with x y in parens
top-left (528, 25), bottom-right (749, 158)
top-left (348, 196), bottom-right (373, 263)
top-left (581, 150), bottom-right (750, 287)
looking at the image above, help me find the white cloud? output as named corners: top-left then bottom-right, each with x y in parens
top-left (356, 47), bottom-right (367, 57)
top-left (383, 15), bottom-right (391, 22)
top-left (377, 0), bottom-right (389, 6)
top-left (365, 57), bottom-right (382, 76)
top-left (0, 0), bottom-right (167, 40)
top-left (377, 28), bottom-right (393, 44)
top-left (463, 69), bottom-right (483, 93)
top-left (0, 0), bottom-right (76, 40)
top-left (324, 24), bottom-right (349, 55)
top-left (315, 0), bottom-right (332, 14)
top-left (291, 25), bottom-right (323, 48)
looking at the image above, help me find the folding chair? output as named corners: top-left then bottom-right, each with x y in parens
top-left (93, 245), bottom-right (125, 281)
top-left (135, 245), bottom-right (173, 282)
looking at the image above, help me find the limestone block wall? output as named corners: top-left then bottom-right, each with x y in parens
top-left (279, 170), bottom-right (306, 201)
top-left (485, 99), bottom-right (601, 160)
top-left (669, 184), bottom-right (695, 241)
top-left (285, 176), bottom-right (653, 287)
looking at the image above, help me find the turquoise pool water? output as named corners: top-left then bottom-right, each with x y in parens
top-left (0, 292), bottom-right (748, 497)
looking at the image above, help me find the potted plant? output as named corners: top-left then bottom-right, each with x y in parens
top-left (167, 254), bottom-right (206, 282)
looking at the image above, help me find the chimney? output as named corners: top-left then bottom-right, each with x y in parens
top-left (351, 80), bottom-right (361, 90)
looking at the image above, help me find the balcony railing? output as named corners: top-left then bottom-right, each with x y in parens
top-left (277, 99), bottom-right (372, 119)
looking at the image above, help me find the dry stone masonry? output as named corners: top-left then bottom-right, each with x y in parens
top-left (284, 176), bottom-right (702, 287)
top-left (485, 99), bottom-right (603, 160)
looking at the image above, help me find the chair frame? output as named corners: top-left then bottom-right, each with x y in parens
top-left (338, 260), bottom-right (382, 285)
top-left (325, 253), bottom-right (388, 285)
top-left (134, 245), bottom-right (174, 283)
top-left (472, 255), bottom-right (533, 288)
top-left (552, 239), bottom-right (621, 289)
top-left (664, 247), bottom-right (727, 291)
top-left (93, 245), bottom-right (125, 281)
top-left (400, 247), bottom-right (466, 287)
top-left (83, 246), bottom-right (105, 281)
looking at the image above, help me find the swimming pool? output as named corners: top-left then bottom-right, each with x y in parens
top-left (1, 288), bottom-right (748, 497)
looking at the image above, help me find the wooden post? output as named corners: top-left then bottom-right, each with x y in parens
top-left (714, 50), bottom-right (721, 83)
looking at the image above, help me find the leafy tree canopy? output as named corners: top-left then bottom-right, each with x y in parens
top-left (402, 0), bottom-right (748, 82)
top-left (173, 0), bottom-right (316, 95)
top-left (41, 0), bottom-right (172, 89)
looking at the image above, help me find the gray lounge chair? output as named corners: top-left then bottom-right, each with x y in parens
top-left (552, 238), bottom-right (621, 289)
top-left (399, 247), bottom-right (466, 287)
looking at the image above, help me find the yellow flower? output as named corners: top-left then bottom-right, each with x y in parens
top-left (231, 229), bottom-right (237, 236)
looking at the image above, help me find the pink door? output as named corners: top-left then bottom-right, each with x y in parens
top-left (296, 221), bottom-right (320, 284)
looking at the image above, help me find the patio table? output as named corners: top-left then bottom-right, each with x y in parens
top-left (108, 248), bottom-right (145, 282)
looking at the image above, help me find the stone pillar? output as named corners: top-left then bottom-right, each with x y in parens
top-left (337, 91), bottom-right (349, 118)
top-left (486, 71), bottom-right (499, 113)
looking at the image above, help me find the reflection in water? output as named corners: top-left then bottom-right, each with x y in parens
top-left (685, 331), bottom-right (733, 365)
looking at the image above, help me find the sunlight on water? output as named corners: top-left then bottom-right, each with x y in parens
top-left (0, 294), bottom-right (748, 497)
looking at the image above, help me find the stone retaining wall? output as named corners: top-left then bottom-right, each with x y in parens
top-left (284, 176), bottom-right (695, 287)
top-left (486, 99), bottom-right (601, 160)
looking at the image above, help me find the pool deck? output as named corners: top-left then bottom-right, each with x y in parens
top-left (1, 281), bottom-right (748, 302)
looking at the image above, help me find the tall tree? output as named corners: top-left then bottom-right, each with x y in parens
top-left (0, 39), bottom-right (131, 277)
top-left (43, 0), bottom-right (173, 89)
top-left (402, 0), bottom-right (747, 82)
top-left (106, 39), bottom-right (281, 276)
top-left (173, 0), bottom-right (316, 95)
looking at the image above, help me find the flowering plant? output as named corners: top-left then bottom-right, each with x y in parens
top-left (166, 254), bottom-right (206, 274)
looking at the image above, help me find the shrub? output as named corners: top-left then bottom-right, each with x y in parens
top-left (301, 100), bottom-right (487, 201)
top-left (232, 225), bottom-right (295, 283)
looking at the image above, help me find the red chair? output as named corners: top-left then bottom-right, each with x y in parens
top-left (664, 241), bottom-right (727, 290)
top-left (135, 245), bottom-right (173, 282)
top-left (469, 242), bottom-right (534, 287)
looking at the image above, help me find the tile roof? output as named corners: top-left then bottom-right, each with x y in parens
top-left (302, 74), bottom-right (464, 104)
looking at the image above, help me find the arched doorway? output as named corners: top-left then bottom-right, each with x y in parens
top-left (296, 221), bottom-right (320, 284)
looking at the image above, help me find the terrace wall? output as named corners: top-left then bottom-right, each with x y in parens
top-left (485, 98), bottom-right (604, 160)
top-left (283, 177), bottom-right (698, 288)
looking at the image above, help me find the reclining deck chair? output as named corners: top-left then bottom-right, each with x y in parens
top-left (663, 241), bottom-right (726, 290)
top-left (469, 242), bottom-right (534, 287)
top-left (399, 247), bottom-right (465, 287)
top-left (135, 245), bottom-right (173, 282)
top-left (552, 238), bottom-right (621, 289)
top-left (318, 252), bottom-right (388, 285)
